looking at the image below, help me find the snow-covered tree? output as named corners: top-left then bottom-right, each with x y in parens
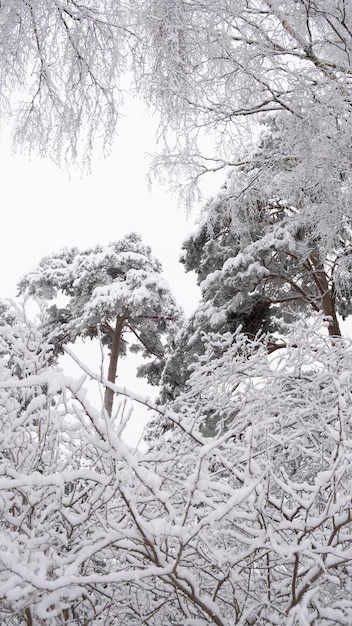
top-left (157, 116), bottom-right (352, 407)
top-left (0, 0), bottom-right (132, 165)
top-left (141, 318), bottom-right (352, 625)
top-left (0, 301), bottom-right (166, 624)
top-left (195, 117), bottom-right (352, 335)
top-left (181, 121), bottom-right (351, 341)
top-left (5, 1), bottom-right (352, 184)
top-left (19, 233), bottom-right (182, 415)
top-left (3, 292), bottom-right (352, 625)
top-left (136, 0), bottom-right (352, 203)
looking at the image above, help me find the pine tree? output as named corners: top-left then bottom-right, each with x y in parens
top-left (19, 233), bottom-right (182, 415)
top-left (182, 119), bottom-right (352, 339)
top-left (157, 117), bottom-right (352, 409)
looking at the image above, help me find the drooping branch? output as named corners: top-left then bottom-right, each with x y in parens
top-left (126, 323), bottom-right (164, 359)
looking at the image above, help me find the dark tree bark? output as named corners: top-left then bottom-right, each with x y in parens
top-left (104, 314), bottom-right (128, 416)
top-left (309, 252), bottom-right (341, 337)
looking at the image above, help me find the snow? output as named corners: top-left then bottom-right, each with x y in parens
top-left (3, 3), bottom-right (352, 623)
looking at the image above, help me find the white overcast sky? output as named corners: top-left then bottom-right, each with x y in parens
top-left (1, 96), bottom-right (207, 315)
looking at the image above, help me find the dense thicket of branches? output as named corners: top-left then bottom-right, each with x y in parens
top-left (135, 0), bottom-right (352, 200)
top-left (2, 310), bottom-right (352, 625)
top-left (5, 1), bottom-right (352, 181)
top-left (0, 0), bottom-right (130, 164)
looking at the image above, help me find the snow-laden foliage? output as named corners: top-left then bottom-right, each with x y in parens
top-left (19, 233), bottom-right (182, 414)
top-left (3, 4), bottom-right (352, 623)
top-left (3, 305), bottom-right (352, 625)
top-left (0, 0), bottom-right (130, 165)
top-left (19, 234), bottom-right (180, 350)
top-left (144, 319), bottom-right (352, 625)
top-left (0, 301), bottom-right (179, 625)
top-left (180, 118), bottom-right (352, 343)
top-left (160, 117), bottom-right (351, 405)
top-left (134, 0), bottom-right (352, 203)
top-left (4, 1), bottom-right (352, 186)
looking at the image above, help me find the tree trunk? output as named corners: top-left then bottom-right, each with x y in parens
top-left (104, 315), bottom-right (126, 416)
top-left (24, 608), bottom-right (33, 626)
top-left (309, 252), bottom-right (341, 337)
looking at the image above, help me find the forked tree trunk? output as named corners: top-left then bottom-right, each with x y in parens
top-left (104, 315), bottom-right (127, 416)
